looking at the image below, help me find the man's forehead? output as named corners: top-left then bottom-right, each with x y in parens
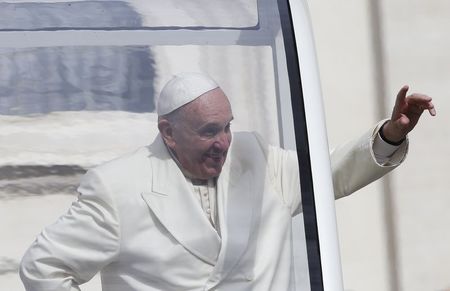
top-left (181, 90), bottom-right (233, 126)
top-left (185, 89), bottom-right (231, 113)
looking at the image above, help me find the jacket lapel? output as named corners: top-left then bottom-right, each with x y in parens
top-left (141, 136), bottom-right (221, 265)
top-left (206, 152), bottom-right (255, 286)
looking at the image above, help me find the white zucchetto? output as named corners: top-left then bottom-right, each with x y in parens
top-left (156, 72), bottom-right (219, 116)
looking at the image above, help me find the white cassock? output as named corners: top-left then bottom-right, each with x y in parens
top-left (20, 122), bottom-right (407, 291)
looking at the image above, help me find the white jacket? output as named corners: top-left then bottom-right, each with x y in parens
top-left (20, 125), bottom-right (407, 291)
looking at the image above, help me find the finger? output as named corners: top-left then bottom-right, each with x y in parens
top-left (423, 101), bottom-right (437, 116)
top-left (392, 85), bottom-right (409, 118)
top-left (406, 97), bottom-right (436, 115)
top-left (406, 93), bottom-right (432, 103)
top-left (428, 103), bottom-right (437, 116)
top-left (395, 85), bottom-right (409, 106)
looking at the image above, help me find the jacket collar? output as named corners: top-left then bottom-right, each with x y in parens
top-left (141, 134), bottom-right (255, 275)
top-left (207, 157), bottom-right (254, 287)
top-left (141, 135), bottom-right (221, 265)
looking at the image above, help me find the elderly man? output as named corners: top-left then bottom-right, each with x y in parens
top-left (20, 72), bottom-right (435, 291)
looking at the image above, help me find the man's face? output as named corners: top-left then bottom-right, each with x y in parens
top-left (166, 88), bottom-right (233, 180)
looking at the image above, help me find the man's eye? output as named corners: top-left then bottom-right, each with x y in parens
top-left (201, 129), bottom-right (218, 137)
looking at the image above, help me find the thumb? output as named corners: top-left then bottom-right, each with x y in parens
top-left (397, 114), bottom-right (410, 127)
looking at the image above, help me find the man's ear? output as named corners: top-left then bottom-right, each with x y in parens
top-left (158, 119), bottom-right (176, 148)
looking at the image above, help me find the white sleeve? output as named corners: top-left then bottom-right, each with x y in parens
top-left (253, 120), bottom-right (409, 216)
top-left (331, 121), bottom-right (408, 199)
top-left (252, 133), bottom-right (301, 216)
top-left (20, 169), bottom-right (120, 291)
top-left (372, 132), bottom-right (404, 165)
top-left (267, 144), bottom-right (302, 216)
top-left (280, 149), bottom-right (302, 216)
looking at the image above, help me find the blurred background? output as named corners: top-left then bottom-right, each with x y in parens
top-left (308, 1), bottom-right (450, 290)
top-left (0, 0), bottom-right (449, 290)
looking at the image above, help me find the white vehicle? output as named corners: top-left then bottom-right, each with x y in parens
top-left (0, 1), bottom-right (342, 290)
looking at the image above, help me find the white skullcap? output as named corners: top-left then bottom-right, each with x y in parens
top-left (157, 72), bottom-right (219, 115)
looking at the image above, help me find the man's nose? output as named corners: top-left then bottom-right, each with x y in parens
top-left (213, 132), bottom-right (231, 150)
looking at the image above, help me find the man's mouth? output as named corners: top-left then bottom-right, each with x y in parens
top-left (205, 152), bottom-right (226, 163)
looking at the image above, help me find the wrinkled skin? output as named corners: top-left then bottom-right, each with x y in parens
top-left (159, 88), bottom-right (234, 181)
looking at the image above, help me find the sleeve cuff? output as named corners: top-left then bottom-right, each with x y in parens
top-left (370, 120), bottom-right (409, 166)
top-left (373, 132), bottom-right (402, 164)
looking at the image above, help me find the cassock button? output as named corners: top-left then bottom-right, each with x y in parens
top-left (245, 274), bottom-right (254, 281)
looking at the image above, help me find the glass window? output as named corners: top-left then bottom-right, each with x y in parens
top-left (0, 1), bottom-right (335, 290)
top-left (0, 0), bottom-right (258, 30)
top-left (0, 46), bottom-right (156, 114)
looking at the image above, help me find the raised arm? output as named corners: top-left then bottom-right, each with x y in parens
top-left (331, 85), bottom-right (435, 198)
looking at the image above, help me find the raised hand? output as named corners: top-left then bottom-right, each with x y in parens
top-left (381, 85), bottom-right (436, 143)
